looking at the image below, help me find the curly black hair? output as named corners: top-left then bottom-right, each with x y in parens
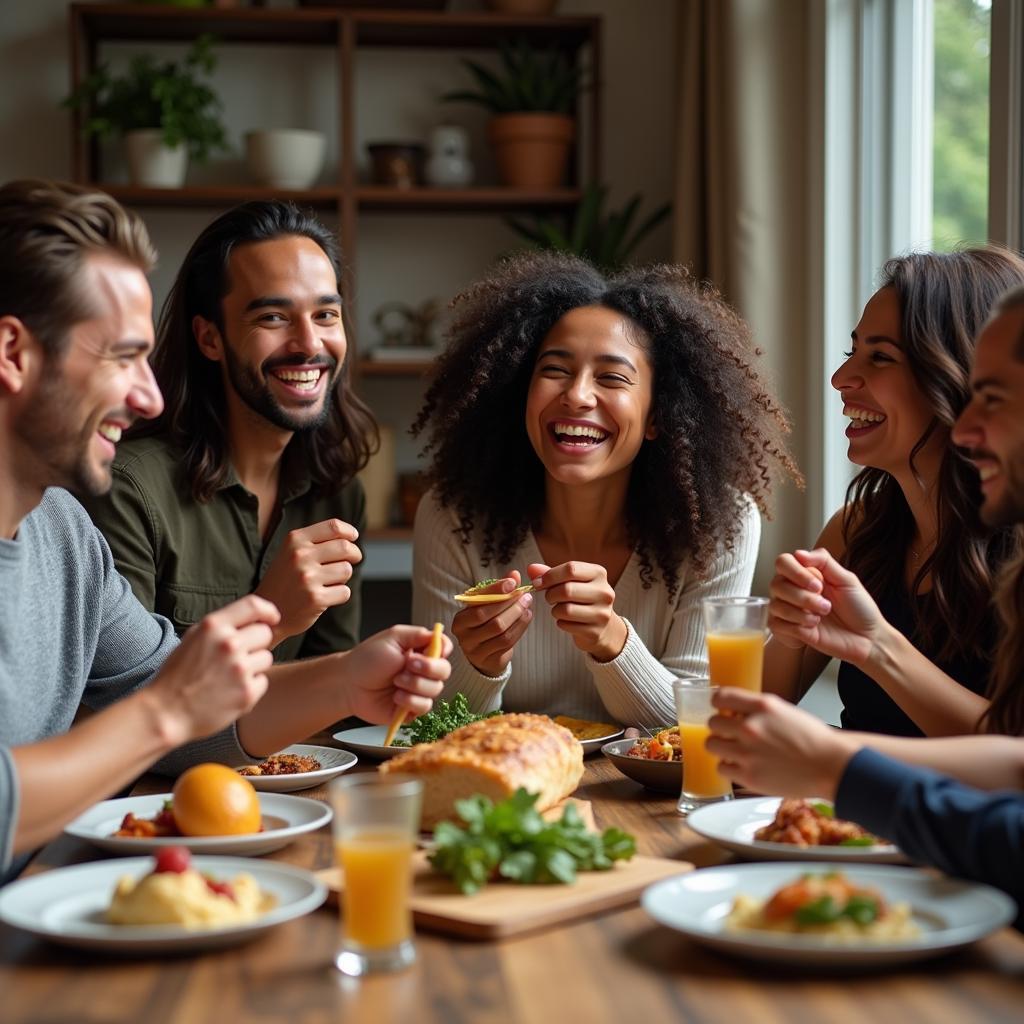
top-left (412, 252), bottom-right (802, 598)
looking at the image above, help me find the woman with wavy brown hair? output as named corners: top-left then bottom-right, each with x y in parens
top-left (764, 247), bottom-right (1024, 737)
top-left (411, 252), bottom-right (800, 727)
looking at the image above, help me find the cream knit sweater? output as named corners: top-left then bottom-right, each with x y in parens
top-left (412, 493), bottom-right (761, 729)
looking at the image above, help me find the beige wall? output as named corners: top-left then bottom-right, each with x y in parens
top-left (0, 1), bottom-right (815, 591)
top-left (0, 0), bottom-right (678, 478)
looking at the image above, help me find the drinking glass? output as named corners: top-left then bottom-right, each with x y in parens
top-left (329, 774), bottom-right (423, 976)
top-left (702, 596), bottom-right (769, 691)
top-left (674, 679), bottom-right (733, 815)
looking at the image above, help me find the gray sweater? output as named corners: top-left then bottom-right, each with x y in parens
top-left (0, 489), bottom-right (255, 882)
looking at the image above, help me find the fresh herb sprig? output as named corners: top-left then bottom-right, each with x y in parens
top-left (810, 801), bottom-right (879, 846)
top-left (429, 788), bottom-right (636, 894)
top-left (394, 692), bottom-right (501, 747)
top-left (794, 893), bottom-right (881, 926)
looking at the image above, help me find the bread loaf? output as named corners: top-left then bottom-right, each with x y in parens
top-left (380, 713), bottom-right (584, 828)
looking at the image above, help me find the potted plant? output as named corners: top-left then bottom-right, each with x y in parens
top-left (506, 184), bottom-right (672, 272)
top-left (64, 35), bottom-right (227, 189)
top-left (443, 37), bottom-right (586, 189)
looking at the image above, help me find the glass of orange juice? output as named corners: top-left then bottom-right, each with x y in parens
top-left (673, 678), bottom-right (733, 816)
top-left (702, 596), bottom-right (769, 691)
top-left (330, 773), bottom-right (423, 976)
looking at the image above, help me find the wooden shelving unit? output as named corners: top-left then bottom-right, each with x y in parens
top-left (363, 527), bottom-right (414, 543)
top-left (357, 359), bottom-right (434, 378)
top-left (95, 184), bottom-right (343, 209)
top-left (355, 185), bottom-right (584, 212)
top-left (68, 4), bottom-right (602, 376)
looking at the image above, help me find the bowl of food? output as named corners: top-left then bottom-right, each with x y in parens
top-left (601, 729), bottom-right (682, 793)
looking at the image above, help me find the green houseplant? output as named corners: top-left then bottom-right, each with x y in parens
top-left (506, 184), bottom-right (671, 272)
top-left (65, 35), bottom-right (226, 188)
top-left (444, 37), bottom-right (587, 189)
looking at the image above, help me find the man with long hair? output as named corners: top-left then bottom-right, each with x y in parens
top-left (706, 287), bottom-right (1024, 916)
top-left (86, 201), bottom-right (376, 658)
top-left (0, 181), bottom-right (448, 884)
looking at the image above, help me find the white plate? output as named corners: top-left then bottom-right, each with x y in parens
top-left (686, 797), bottom-right (908, 864)
top-left (578, 729), bottom-right (625, 755)
top-left (65, 793), bottom-right (332, 857)
top-left (235, 744), bottom-right (357, 792)
top-left (332, 724), bottom-right (412, 761)
top-left (334, 722), bottom-right (623, 760)
top-left (642, 862), bottom-right (1016, 967)
top-left (0, 856), bottom-right (326, 954)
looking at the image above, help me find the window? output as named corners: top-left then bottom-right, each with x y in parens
top-left (932, 0), bottom-right (991, 249)
top-left (815, 0), bottom-right (1020, 523)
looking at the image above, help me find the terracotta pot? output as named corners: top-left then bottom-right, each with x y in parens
top-left (487, 113), bottom-right (574, 189)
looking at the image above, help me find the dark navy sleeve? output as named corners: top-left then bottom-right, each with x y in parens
top-left (835, 748), bottom-right (1024, 919)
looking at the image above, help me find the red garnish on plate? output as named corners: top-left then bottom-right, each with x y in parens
top-left (204, 878), bottom-right (237, 902)
top-left (153, 846), bottom-right (191, 874)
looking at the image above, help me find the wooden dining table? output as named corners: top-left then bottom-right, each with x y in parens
top-left (3, 734), bottom-right (1024, 1024)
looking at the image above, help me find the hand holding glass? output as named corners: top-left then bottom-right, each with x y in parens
top-left (674, 679), bottom-right (733, 815)
top-left (703, 596), bottom-right (769, 691)
top-left (329, 774), bottom-right (422, 976)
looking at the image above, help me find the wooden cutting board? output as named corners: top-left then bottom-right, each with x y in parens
top-left (317, 851), bottom-right (691, 940)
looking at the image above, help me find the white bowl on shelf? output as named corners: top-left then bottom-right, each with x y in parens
top-left (245, 129), bottom-right (326, 190)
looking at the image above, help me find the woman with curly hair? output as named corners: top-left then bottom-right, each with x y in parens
top-left (764, 246), bottom-right (1024, 737)
top-left (411, 252), bottom-right (799, 727)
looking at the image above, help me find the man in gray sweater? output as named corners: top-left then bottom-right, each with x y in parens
top-left (0, 180), bottom-right (450, 883)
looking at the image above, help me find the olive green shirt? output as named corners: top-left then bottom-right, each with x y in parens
top-left (83, 435), bottom-right (365, 662)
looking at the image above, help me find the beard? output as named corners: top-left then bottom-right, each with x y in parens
top-left (223, 345), bottom-right (338, 434)
top-left (979, 444), bottom-right (1024, 528)
top-left (13, 373), bottom-right (117, 498)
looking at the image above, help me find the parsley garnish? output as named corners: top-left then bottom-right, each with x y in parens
top-left (429, 788), bottom-right (636, 894)
top-left (392, 693), bottom-right (501, 747)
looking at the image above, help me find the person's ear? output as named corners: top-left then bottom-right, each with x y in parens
top-left (645, 417), bottom-right (659, 441)
top-left (193, 315), bottom-right (224, 363)
top-left (0, 316), bottom-right (41, 396)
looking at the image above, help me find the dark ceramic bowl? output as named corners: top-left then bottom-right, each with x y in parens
top-left (601, 738), bottom-right (682, 794)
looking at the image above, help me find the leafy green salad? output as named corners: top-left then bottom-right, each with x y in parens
top-left (429, 788), bottom-right (636, 895)
top-left (392, 692), bottom-right (501, 746)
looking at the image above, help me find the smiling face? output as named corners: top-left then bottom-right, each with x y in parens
top-left (13, 253), bottom-right (162, 496)
top-left (198, 235), bottom-right (346, 434)
top-left (831, 286), bottom-right (944, 480)
top-left (525, 305), bottom-right (656, 491)
top-left (951, 305), bottom-right (1024, 527)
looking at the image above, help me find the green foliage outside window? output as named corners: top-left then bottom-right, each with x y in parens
top-left (932, 0), bottom-right (991, 248)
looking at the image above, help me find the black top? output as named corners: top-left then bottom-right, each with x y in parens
top-left (836, 585), bottom-right (993, 737)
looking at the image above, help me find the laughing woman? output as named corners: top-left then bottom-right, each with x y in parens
top-left (411, 253), bottom-right (800, 727)
top-left (763, 247), bottom-right (1024, 736)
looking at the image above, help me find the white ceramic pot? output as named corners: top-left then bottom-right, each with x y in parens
top-left (425, 124), bottom-right (474, 187)
top-left (124, 130), bottom-right (188, 188)
top-left (245, 130), bottom-right (326, 190)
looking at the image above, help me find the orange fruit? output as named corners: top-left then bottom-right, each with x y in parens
top-left (171, 763), bottom-right (261, 837)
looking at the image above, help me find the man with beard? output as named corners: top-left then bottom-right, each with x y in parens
top-left (0, 180), bottom-right (449, 883)
top-left (704, 288), bottom-right (1024, 918)
top-left (86, 202), bottom-right (375, 659)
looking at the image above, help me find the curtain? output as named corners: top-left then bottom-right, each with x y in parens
top-left (674, 0), bottom-right (822, 586)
